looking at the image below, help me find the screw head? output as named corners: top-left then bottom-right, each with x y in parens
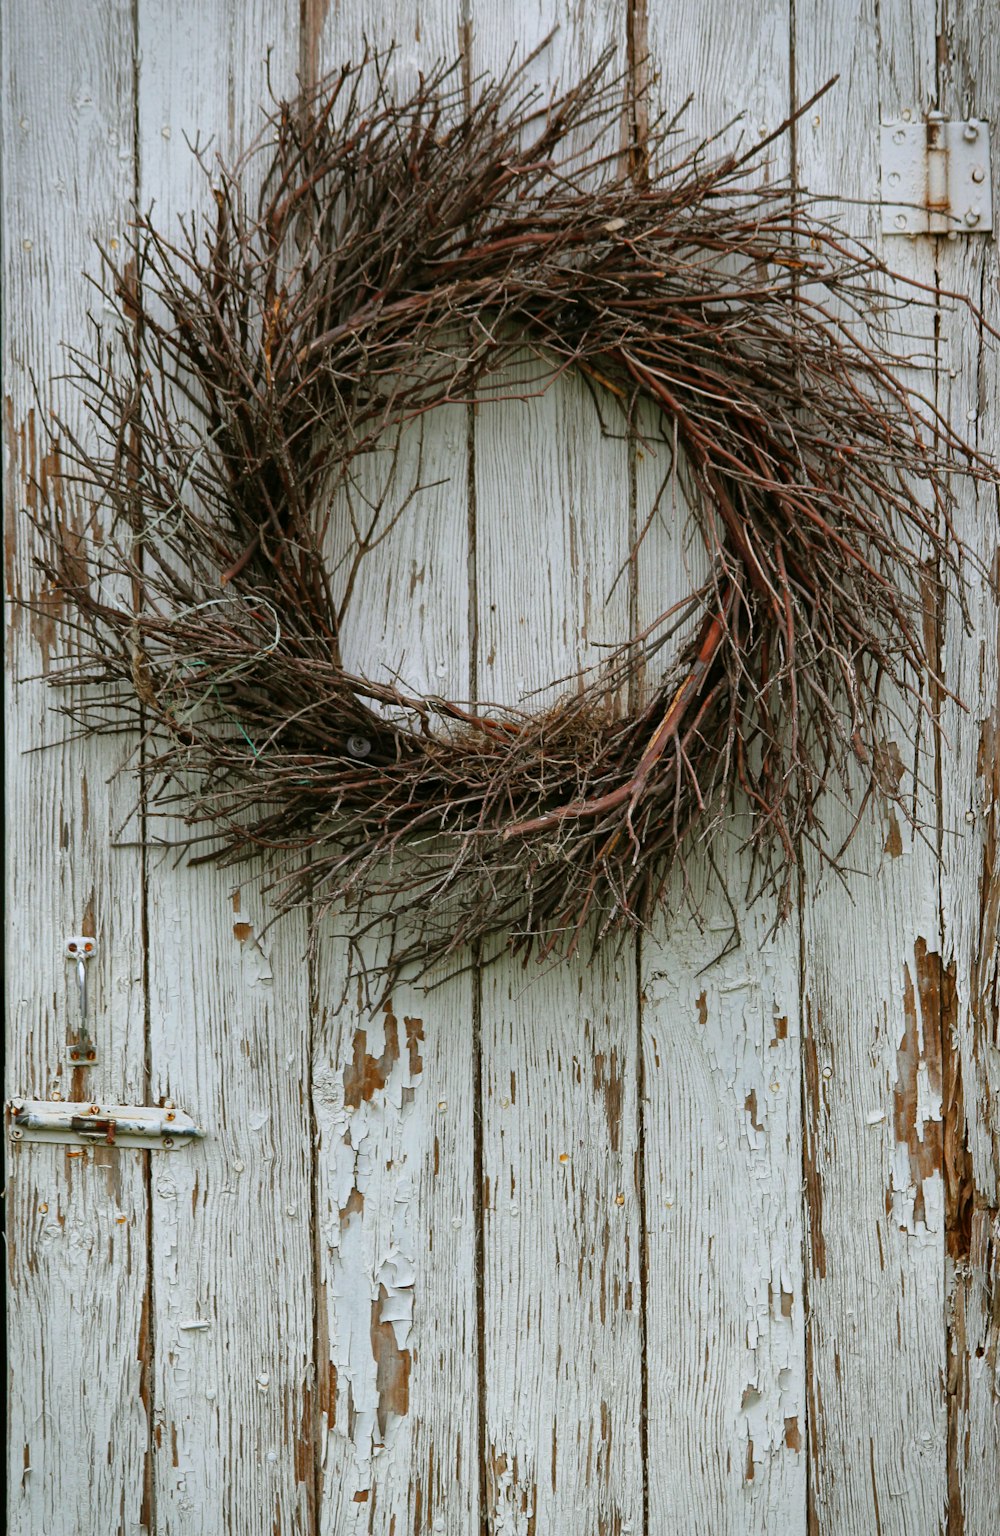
top-left (972, 167), bottom-right (986, 183)
top-left (65, 935), bottom-right (97, 959)
top-left (346, 734), bottom-right (372, 758)
top-left (162, 1136), bottom-right (175, 1149)
top-left (965, 207), bottom-right (982, 226)
top-left (964, 122), bottom-right (979, 141)
top-left (10, 1128), bottom-right (23, 1141)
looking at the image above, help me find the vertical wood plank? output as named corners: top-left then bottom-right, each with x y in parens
top-left (136, 6), bottom-right (316, 1532)
top-left (306, 5), bottom-right (481, 1533)
top-left (937, 5), bottom-right (1000, 1529)
top-left (635, 5), bottom-right (807, 1530)
top-left (3, 3), bottom-right (151, 1532)
top-left (471, 7), bottom-right (645, 1532)
top-left (794, 2), bottom-right (949, 1530)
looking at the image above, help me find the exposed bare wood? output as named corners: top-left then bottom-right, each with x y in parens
top-left (136, 5), bottom-right (316, 1531)
top-left (636, 4), bottom-right (806, 1528)
top-left (5, 4), bottom-right (998, 1534)
top-left (3, 2), bottom-right (150, 1531)
top-left (307, 4), bottom-right (480, 1532)
top-left (795, 2), bottom-right (952, 1530)
top-left (471, 6), bottom-right (644, 1529)
top-left (937, 4), bottom-right (1000, 1529)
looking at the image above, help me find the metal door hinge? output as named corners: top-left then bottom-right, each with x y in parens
top-left (881, 116), bottom-right (993, 235)
top-left (6, 1098), bottom-right (203, 1149)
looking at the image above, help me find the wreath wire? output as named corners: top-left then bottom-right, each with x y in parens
top-left (32, 47), bottom-right (995, 986)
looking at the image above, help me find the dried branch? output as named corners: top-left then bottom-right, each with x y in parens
top-left (32, 47), bottom-right (996, 988)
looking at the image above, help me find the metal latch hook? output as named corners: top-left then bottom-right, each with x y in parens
top-left (64, 936), bottom-right (97, 1064)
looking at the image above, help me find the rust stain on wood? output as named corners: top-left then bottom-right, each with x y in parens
top-left (803, 1019), bottom-right (827, 1277)
top-left (404, 1015), bottom-right (424, 1078)
top-left (744, 1089), bottom-right (764, 1134)
top-left (893, 940), bottom-right (947, 1227)
top-left (599, 1399), bottom-right (611, 1482)
top-left (3, 397), bottom-right (21, 612)
top-left (343, 1006), bottom-right (401, 1109)
top-left (339, 1186), bottom-right (364, 1224)
top-left (5, 404), bottom-right (78, 666)
top-left (883, 812), bottom-right (903, 857)
top-left (137, 1284), bottom-right (153, 1532)
top-left (869, 1437), bottom-right (884, 1535)
top-left (593, 1049), bottom-right (623, 1152)
top-left (317, 1357), bottom-right (337, 1430)
top-left (625, 0), bottom-right (650, 184)
top-left (974, 662), bottom-right (1000, 1046)
top-left (300, 0), bottom-right (332, 92)
top-left (314, 1275), bottom-right (336, 1431)
top-left (486, 1447), bottom-right (508, 1517)
top-left (942, 967), bottom-right (974, 1263)
top-left (370, 1284), bottom-right (411, 1438)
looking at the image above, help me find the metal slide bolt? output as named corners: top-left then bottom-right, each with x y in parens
top-left (65, 936), bottom-right (98, 1063)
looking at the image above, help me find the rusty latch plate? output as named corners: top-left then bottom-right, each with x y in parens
top-left (881, 117), bottom-right (992, 235)
top-left (6, 1098), bottom-right (203, 1149)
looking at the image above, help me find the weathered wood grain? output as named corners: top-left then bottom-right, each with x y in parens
top-left (306, 4), bottom-right (481, 1532)
top-left (471, 7), bottom-right (644, 1529)
top-left (937, 6), bottom-right (1000, 1530)
top-left (795, 3), bottom-right (952, 1530)
top-left (635, 5), bottom-right (807, 1529)
top-left (5, 3), bottom-right (999, 1533)
top-left (3, 2), bottom-right (151, 1532)
top-left (136, 5), bottom-right (316, 1532)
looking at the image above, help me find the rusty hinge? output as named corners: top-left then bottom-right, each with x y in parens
top-left (6, 1098), bottom-right (203, 1149)
top-left (881, 115), bottom-right (993, 235)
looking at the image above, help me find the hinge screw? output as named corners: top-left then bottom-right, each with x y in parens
top-left (964, 123), bottom-right (980, 142)
top-left (965, 207), bottom-right (982, 226)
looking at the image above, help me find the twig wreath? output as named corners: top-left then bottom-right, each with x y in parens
top-left (36, 49), bottom-right (993, 984)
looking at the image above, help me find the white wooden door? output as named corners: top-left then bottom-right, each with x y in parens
top-left (4, 2), bottom-right (998, 1532)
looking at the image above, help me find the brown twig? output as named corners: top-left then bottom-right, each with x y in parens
top-left (31, 46), bottom-right (995, 990)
